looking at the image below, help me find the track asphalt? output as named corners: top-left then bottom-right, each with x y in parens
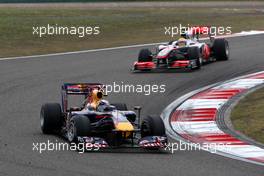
top-left (0, 35), bottom-right (264, 176)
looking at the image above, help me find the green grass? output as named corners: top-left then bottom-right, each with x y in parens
top-left (0, 7), bottom-right (264, 57)
top-left (231, 88), bottom-right (264, 144)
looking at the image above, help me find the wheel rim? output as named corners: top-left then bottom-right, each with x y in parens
top-left (225, 45), bottom-right (229, 56)
top-left (67, 123), bottom-right (75, 142)
top-left (40, 110), bottom-right (44, 128)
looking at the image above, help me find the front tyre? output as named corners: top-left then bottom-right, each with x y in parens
top-left (67, 115), bottom-right (91, 143)
top-left (40, 103), bottom-right (63, 134)
top-left (141, 115), bottom-right (166, 137)
top-left (138, 49), bottom-right (153, 62)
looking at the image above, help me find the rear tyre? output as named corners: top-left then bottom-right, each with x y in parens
top-left (40, 103), bottom-right (63, 134)
top-left (67, 115), bottom-right (91, 143)
top-left (188, 47), bottom-right (201, 70)
top-left (111, 103), bottom-right (128, 111)
top-left (138, 49), bottom-right (153, 62)
top-left (141, 115), bottom-right (166, 137)
top-left (212, 38), bottom-right (229, 61)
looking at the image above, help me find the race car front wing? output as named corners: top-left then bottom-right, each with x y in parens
top-left (76, 135), bottom-right (167, 150)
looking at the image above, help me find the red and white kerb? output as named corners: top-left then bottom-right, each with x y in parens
top-left (170, 72), bottom-right (264, 164)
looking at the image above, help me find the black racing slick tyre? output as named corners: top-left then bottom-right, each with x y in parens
top-left (212, 38), bottom-right (229, 61)
top-left (141, 115), bottom-right (166, 137)
top-left (188, 47), bottom-right (201, 70)
top-left (40, 103), bottom-right (63, 134)
top-left (138, 49), bottom-right (153, 62)
top-left (67, 115), bottom-right (91, 143)
top-left (111, 103), bottom-right (128, 111)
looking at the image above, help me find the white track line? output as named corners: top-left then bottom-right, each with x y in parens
top-left (0, 42), bottom-right (164, 61)
top-left (1, 30), bottom-right (264, 61)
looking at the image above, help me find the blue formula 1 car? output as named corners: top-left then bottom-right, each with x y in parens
top-left (40, 83), bottom-right (167, 150)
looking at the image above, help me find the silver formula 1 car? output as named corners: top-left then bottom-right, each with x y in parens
top-left (133, 26), bottom-right (229, 71)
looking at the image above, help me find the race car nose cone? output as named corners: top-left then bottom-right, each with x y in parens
top-left (115, 122), bottom-right (134, 131)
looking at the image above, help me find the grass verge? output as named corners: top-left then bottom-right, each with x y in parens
top-left (231, 87), bottom-right (264, 144)
top-left (0, 6), bottom-right (264, 57)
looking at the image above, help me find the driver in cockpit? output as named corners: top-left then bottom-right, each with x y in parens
top-left (84, 89), bottom-right (114, 112)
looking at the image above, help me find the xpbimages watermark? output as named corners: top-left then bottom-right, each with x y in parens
top-left (104, 82), bottom-right (166, 96)
top-left (164, 141), bottom-right (233, 154)
top-left (164, 24), bottom-right (232, 37)
top-left (32, 140), bottom-right (233, 154)
top-left (32, 24), bottom-right (100, 38)
top-left (32, 140), bottom-right (100, 154)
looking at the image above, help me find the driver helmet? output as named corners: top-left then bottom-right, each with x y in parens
top-left (89, 89), bottom-right (103, 109)
top-left (176, 38), bottom-right (187, 47)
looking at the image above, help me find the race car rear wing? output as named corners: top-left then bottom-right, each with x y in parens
top-left (62, 83), bottom-right (104, 95)
top-left (61, 83), bottom-right (104, 112)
